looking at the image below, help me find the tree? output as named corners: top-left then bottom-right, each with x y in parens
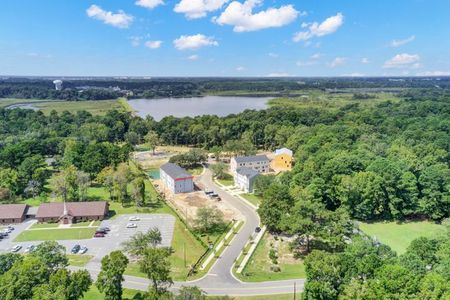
top-left (130, 177), bottom-right (146, 207)
top-left (258, 183), bottom-right (293, 232)
top-left (96, 251), bottom-right (129, 300)
top-left (76, 170), bottom-right (91, 201)
top-left (419, 164), bottom-right (450, 220)
top-left (50, 165), bottom-right (79, 201)
top-left (145, 131), bottom-right (160, 154)
top-left (175, 286), bottom-right (206, 300)
top-left (0, 253), bottom-right (22, 275)
top-left (24, 180), bottom-right (41, 198)
top-left (97, 166), bottom-right (115, 200)
top-left (32, 241), bottom-right (68, 272)
top-left (139, 247), bottom-right (173, 297)
top-left (210, 163), bottom-right (228, 179)
top-left (122, 227), bottom-right (162, 258)
top-left (32, 269), bottom-right (92, 300)
top-left (125, 131), bottom-right (140, 146)
top-left (194, 206), bottom-right (226, 234)
top-left (0, 168), bottom-right (19, 195)
top-left (209, 146), bottom-right (222, 162)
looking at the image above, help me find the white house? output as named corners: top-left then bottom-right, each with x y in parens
top-left (160, 163), bottom-right (194, 194)
top-left (230, 155), bottom-right (270, 174)
top-left (234, 167), bottom-right (259, 193)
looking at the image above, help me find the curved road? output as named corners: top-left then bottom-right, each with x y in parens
top-left (81, 168), bottom-right (305, 296)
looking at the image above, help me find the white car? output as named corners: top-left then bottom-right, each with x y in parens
top-left (24, 245), bottom-right (36, 253)
top-left (11, 245), bottom-right (22, 253)
top-left (78, 246), bottom-right (88, 254)
top-left (126, 223), bottom-right (137, 228)
top-left (129, 216), bottom-right (140, 221)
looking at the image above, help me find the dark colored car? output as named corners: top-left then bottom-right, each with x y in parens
top-left (95, 229), bottom-right (107, 234)
top-left (98, 227), bottom-right (110, 232)
top-left (255, 227), bottom-right (261, 233)
top-left (94, 232), bottom-right (105, 238)
top-left (71, 244), bottom-right (81, 254)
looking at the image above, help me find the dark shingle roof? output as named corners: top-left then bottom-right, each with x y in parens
top-left (236, 167), bottom-right (260, 180)
top-left (160, 163), bottom-right (192, 179)
top-left (0, 204), bottom-right (28, 219)
top-left (36, 202), bottom-right (108, 219)
top-left (234, 155), bottom-right (270, 163)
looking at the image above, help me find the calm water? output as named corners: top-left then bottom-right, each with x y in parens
top-left (128, 96), bottom-right (271, 120)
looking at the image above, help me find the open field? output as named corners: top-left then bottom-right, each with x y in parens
top-left (359, 221), bottom-right (447, 254)
top-left (14, 228), bottom-right (97, 242)
top-left (0, 98), bottom-right (48, 108)
top-left (237, 232), bottom-right (305, 282)
top-left (33, 100), bottom-right (124, 115)
top-left (67, 254), bottom-right (93, 267)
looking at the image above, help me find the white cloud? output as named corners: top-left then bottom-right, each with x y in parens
top-left (416, 71), bottom-right (450, 76)
top-left (86, 5), bottom-right (134, 28)
top-left (145, 40), bottom-right (162, 49)
top-left (174, 0), bottom-right (229, 19)
top-left (268, 52), bottom-right (279, 58)
top-left (361, 57), bottom-right (369, 64)
top-left (266, 72), bottom-right (291, 77)
top-left (136, 0), bottom-right (164, 9)
top-left (342, 73), bottom-right (365, 77)
top-left (214, 0), bottom-right (300, 32)
top-left (293, 13), bottom-right (344, 42)
top-left (130, 36), bottom-right (142, 47)
top-left (188, 54), bottom-right (199, 60)
top-left (390, 35), bottom-right (415, 48)
top-left (329, 57), bottom-right (346, 68)
top-left (310, 53), bottom-right (321, 60)
top-left (236, 66), bottom-right (245, 71)
top-left (383, 53), bottom-right (420, 69)
top-left (173, 34), bottom-right (218, 50)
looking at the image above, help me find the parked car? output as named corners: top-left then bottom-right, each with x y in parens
top-left (71, 244), bottom-right (81, 254)
top-left (7, 226), bottom-right (14, 231)
top-left (255, 227), bottom-right (261, 233)
top-left (11, 245), bottom-right (22, 252)
top-left (98, 227), bottom-right (110, 232)
top-left (78, 246), bottom-right (88, 254)
top-left (24, 245), bottom-right (36, 253)
top-left (0, 232), bottom-right (8, 238)
top-left (126, 223), bottom-right (137, 228)
top-left (129, 216), bottom-right (140, 221)
top-left (95, 229), bottom-right (107, 234)
top-left (204, 190), bottom-right (214, 195)
top-left (94, 232), bottom-right (105, 238)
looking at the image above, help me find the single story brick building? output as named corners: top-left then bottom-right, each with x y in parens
top-left (0, 204), bottom-right (29, 224)
top-left (36, 201), bottom-right (109, 224)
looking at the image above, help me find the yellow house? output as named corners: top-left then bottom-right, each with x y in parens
top-left (271, 148), bottom-right (293, 171)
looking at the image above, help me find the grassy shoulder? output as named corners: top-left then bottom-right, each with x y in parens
top-left (236, 232), bottom-right (306, 282)
top-left (67, 254), bottom-right (93, 267)
top-left (359, 220), bottom-right (446, 254)
top-left (241, 193), bottom-right (262, 207)
top-left (14, 228), bottom-right (97, 242)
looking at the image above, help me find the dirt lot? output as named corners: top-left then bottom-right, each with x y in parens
top-left (132, 146), bottom-right (191, 169)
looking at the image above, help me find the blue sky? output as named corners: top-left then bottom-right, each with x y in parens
top-left (1, 0), bottom-right (449, 77)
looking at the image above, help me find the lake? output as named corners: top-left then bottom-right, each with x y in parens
top-left (128, 96), bottom-right (271, 120)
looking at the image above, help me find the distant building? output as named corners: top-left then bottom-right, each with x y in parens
top-left (0, 204), bottom-right (29, 224)
top-left (160, 163), bottom-right (194, 194)
top-left (271, 148), bottom-right (293, 171)
top-left (53, 80), bottom-right (63, 91)
top-left (36, 201), bottom-right (108, 224)
top-left (230, 155), bottom-right (270, 174)
top-left (234, 167), bottom-right (259, 193)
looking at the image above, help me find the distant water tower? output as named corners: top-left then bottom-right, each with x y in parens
top-left (53, 80), bottom-right (63, 91)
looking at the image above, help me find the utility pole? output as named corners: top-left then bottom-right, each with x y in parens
top-left (293, 281), bottom-right (296, 300)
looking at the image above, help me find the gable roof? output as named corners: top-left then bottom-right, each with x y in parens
top-left (160, 163), bottom-right (192, 179)
top-left (36, 201), bottom-right (108, 219)
top-left (236, 167), bottom-right (260, 180)
top-left (0, 204), bottom-right (28, 219)
top-left (234, 155), bottom-right (270, 164)
top-left (274, 148), bottom-right (293, 157)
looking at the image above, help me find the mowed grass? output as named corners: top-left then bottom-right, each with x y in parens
top-left (30, 223), bottom-right (60, 229)
top-left (67, 254), bottom-right (93, 267)
top-left (0, 98), bottom-right (47, 108)
top-left (14, 228), bottom-right (97, 242)
top-left (359, 221), bottom-right (447, 254)
top-left (241, 193), bottom-right (262, 207)
top-left (34, 100), bottom-right (124, 115)
top-left (237, 232), bottom-right (306, 282)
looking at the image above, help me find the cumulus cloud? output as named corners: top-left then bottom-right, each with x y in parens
top-left (329, 57), bottom-right (346, 68)
top-left (293, 13), bottom-right (344, 42)
top-left (86, 5), bottom-right (134, 28)
top-left (383, 53), bottom-right (420, 68)
top-left (136, 0), bottom-right (164, 9)
top-left (214, 0), bottom-right (300, 32)
top-left (173, 34), bottom-right (218, 50)
top-left (145, 40), bottom-right (162, 49)
top-left (188, 54), bottom-right (199, 60)
top-left (390, 35), bottom-right (415, 47)
top-left (174, 0), bottom-right (229, 19)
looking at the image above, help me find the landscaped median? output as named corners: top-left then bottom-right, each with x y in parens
top-left (14, 227), bottom-right (97, 242)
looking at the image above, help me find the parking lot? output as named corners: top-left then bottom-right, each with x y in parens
top-left (0, 214), bottom-right (175, 267)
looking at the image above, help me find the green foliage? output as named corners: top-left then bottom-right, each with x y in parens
top-left (169, 149), bottom-right (207, 169)
top-left (139, 247), bottom-right (173, 296)
top-left (122, 227), bottom-right (162, 257)
top-left (194, 206), bottom-right (226, 234)
top-left (96, 251), bottom-right (129, 300)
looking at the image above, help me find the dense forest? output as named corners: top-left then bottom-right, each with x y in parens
top-left (1, 77), bottom-right (450, 100)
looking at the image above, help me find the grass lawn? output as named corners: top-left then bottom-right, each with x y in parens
top-left (359, 221), bottom-right (447, 254)
top-left (14, 228), bottom-right (97, 242)
top-left (231, 294), bottom-right (302, 300)
top-left (186, 166), bottom-right (204, 176)
top-left (30, 223), bottom-right (60, 229)
top-left (83, 286), bottom-right (144, 300)
top-left (237, 232), bottom-right (306, 282)
top-left (0, 98), bottom-right (47, 108)
top-left (67, 254), bottom-right (93, 267)
top-left (241, 193), bottom-right (262, 207)
top-left (34, 100), bottom-right (124, 115)
top-left (71, 220), bottom-right (100, 227)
